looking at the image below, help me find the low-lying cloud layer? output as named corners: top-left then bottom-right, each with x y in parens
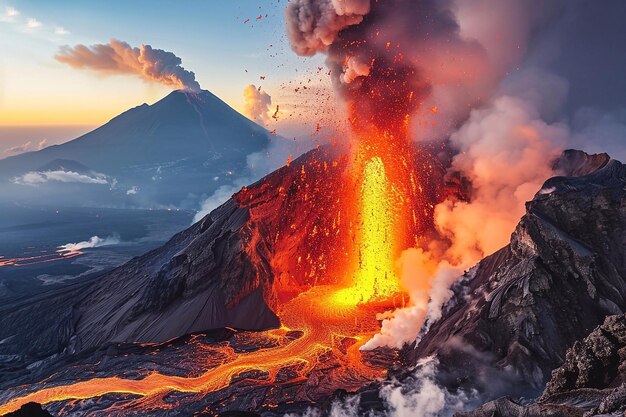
top-left (13, 169), bottom-right (109, 186)
top-left (55, 39), bottom-right (201, 91)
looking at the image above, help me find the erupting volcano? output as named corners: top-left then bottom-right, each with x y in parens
top-left (2, 1), bottom-right (626, 416)
top-left (0, 1), bottom-right (449, 415)
top-left (0, 138), bottom-right (445, 414)
top-left (0, 28), bottom-right (443, 417)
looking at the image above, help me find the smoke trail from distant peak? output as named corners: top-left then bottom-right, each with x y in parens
top-left (55, 39), bottom-right (201, 91)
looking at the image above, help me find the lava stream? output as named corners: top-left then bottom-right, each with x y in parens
top-left (0, 286), bottom-right (391, 415)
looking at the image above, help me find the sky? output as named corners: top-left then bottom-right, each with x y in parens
top-left (0, 0), bottom-right (326, 153)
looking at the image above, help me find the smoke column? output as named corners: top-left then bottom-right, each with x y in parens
top-left (55, 39), bottom-right (201, 91)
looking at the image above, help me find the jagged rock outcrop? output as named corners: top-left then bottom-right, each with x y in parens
top-left (405, 150), bottom-right (626, 399)
top-left (543, 314), bottom-right (626, 397)
top-left (458, 314), bottom-right (626, 417)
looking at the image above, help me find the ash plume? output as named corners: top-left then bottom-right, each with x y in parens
top-left (243, 84), bottom-right (272, 124)
top-left (286, 0), bottom-right (626, 351)
top-left (55, 39), bottom-right (201, 91)
top-left (285, 0), bottom-right (371, 56)
top-left (286, 0), bottom-right (560, 136)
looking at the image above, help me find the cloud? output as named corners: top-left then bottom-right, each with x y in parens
top-left (126, 186), bottom-right (139, 195)
top-left (380, 357), bottom-right (477, 417)
top-left (436, 94), bottom-right (567, 263)
top-left (362, 249), bottom-right (462, 350)
top-left (55, 39), bottom-right (201, 91)
top-left (54, 26), bottom-right (69, 36)
top-left (285, 0), bottom-right (370, 56)
top-left (243, 84), bottom-right (272, 124)
top-left (37, 139), bottom-right (48, 150)
top-left (57, 235), bottom-right (121, 255)
top-left (0, 6), bottom-right (19, 22)
top-left (13, 169), bottom-right (109, 186)
top-left (285, 357), bottom-right (477, 417)
top-left (3, 141), bottom-right (32, 156)
top-left (193, 135), bottom-right (316, 223)
top-left (25, 17), bottom-right (41, 30)
top-left (193, 179), bottom-right (248, 223)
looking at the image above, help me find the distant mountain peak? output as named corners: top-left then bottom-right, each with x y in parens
top-left (0, 89), bottom-right (271, 207)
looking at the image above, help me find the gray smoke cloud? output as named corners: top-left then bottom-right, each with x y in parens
top-left (285, 0), bottom-right (371, 56)
top-left (55, 39), bottom-right (201, 91)
top-left (57, 235), bottom-right (121, 254)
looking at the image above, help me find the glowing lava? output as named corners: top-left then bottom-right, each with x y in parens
top-left (333, 156), bottom-right (399, 305)
top-left (0, 286), bottom-right (393, 415)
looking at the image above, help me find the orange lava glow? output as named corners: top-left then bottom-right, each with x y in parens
top-left (0, 40), bottom-right (441, 416)
top-left (0, 286), bottom-right (396, 415)
top-left (0, 251), bottom-right (82, 268)
top-left (0, 129), bottom-right (426, 416)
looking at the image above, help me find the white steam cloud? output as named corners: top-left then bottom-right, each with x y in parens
top-left (283, 357), bottom-right (476, 417)
top-left (37, 139), bottom-right (49, 150)
top-left (55, 39), bottom-right (201, 91)
top-left (193, 135), bottom-right (316, 223)
top-left (243, 84), bottom-right (272, 124)
top-left (13, 169), bottom-right (109, 186)
top-left (57, 235), bottom-right (121, 254)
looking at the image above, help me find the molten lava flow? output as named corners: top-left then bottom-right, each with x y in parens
top-left (0, 144), bottom-right (438, 415)
top-left (333, 156), bottom-right (399, 305)
top-left (0, 286), bottom-right (393, 415)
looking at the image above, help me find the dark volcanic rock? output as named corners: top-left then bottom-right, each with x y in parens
top-left (543, 314), bottom-right (626, 397)
top-left (406, 150), bottom-right (626, 397)
top-left (3, 402), bottom-right (53, 417)
top-left (458, 315), bottom-right (626, 417)
top-left (553, 149), bottom-right (610, 177)
top-left (455, 397), bottom-right (581, 417)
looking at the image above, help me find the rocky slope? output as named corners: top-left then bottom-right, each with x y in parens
top-left (460, 313), bottom-right (626, 417)
top-left (1, 149), bottom-right (623, 417)
top-left (0, 144), bottom-right (447, 386)
top-left (405, 149), bottom-right (624, 386)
